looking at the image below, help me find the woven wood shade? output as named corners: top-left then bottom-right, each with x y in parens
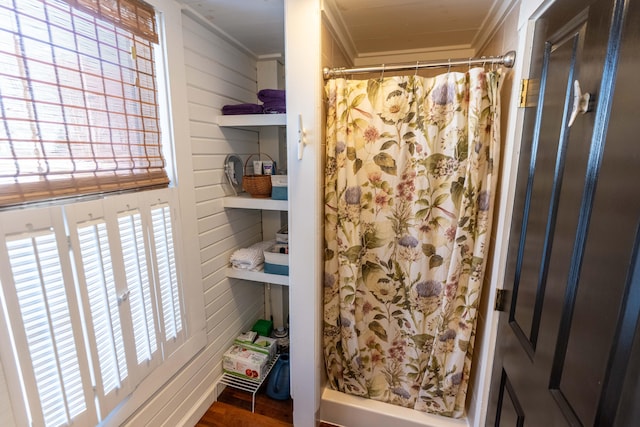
top-left (0, 0), bottom-right (168, 207)
top-left (70, 0), bottom-right (158, 44)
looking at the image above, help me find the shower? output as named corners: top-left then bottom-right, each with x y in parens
top-left (323, 64), bottom-right (503, 418)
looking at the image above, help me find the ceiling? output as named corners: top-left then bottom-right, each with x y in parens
top-left (178, 0), bottom-right (505, 59)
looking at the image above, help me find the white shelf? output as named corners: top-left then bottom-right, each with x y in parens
top-left (223, 193), bottom-right (288, 211)
top-left (217, 113), bottom-right (286, 127)
top-left (226, 267), bottom-right (289, 286)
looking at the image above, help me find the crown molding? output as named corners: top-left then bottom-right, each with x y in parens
top-left (472, 0), bottom-right (520, 53)
top-left (353, 45), bottom-right (476, 67)
top-left (321, 0), bottom-right (357, 65)
top-left (180, 4), bottom-right (258, 60)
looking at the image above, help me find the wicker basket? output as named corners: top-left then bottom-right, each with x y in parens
top-left (243, 153), bottom-right (273, 198)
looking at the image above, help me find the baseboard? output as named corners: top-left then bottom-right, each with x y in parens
top-left (177, 373), bottom-right (225, 426)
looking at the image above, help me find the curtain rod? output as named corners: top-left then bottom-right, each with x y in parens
top-left (323, 50), bottom-right (516, 79)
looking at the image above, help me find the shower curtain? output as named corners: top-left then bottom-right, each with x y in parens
top-left (323, 68), bottom-right (501, 418)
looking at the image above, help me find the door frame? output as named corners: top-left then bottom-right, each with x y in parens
top-left (470, 0), bottom-right (562, 424)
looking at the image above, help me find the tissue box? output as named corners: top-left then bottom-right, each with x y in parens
top-left (223, 345), bottom-right (269, 380)
top-left (271, 175), bottom-right (288, 200)
top-left (235, 331), bottom-right (257, 345)
top-left (264, 244), bottom-right (289, 275)
top-left (234, 335), bottom-right (277, 360)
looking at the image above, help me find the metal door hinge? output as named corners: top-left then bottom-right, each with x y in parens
top-left (519, 78), bottom-right (539, 108)
top-left (494, 288), bottom-right (507, 312)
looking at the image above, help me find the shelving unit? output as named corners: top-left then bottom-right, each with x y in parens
top-left (217, 354), bottom-right (280, 413)
top-left (218, 98), bottom-right (289, 331)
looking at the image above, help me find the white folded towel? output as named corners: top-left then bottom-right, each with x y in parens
top-left (230, 240), bottom-right (275, 271)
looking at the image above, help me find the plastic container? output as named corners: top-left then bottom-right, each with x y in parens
top-left (266, 353), bottom-right (290, 400)
top-left (251, 318), bottom-right (273, 337)
top-left (270, 175), bottom-right (288, 200)
top-left (264, 244), bottom-right (288, 275)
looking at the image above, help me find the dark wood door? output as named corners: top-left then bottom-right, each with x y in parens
top-left (487, 0), bottom-right (640, 425)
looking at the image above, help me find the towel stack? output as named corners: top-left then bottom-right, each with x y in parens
top-left (258, 89), bottom-right (286, 114)
top-left (221, 89), bottom-right (286, 115)
top-left (229, 240), bottom-right (275, 271)
top-left (221, 103), bottom-right (264, 115)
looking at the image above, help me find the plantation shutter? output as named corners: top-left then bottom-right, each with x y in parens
top-left (66, 200), bottom-right (133, 419)
top-left (149, 200), bottom-right (184, 355)
top-left (0, 0), bottom-right (167, 208)
top-left (0, 208), bottom-right (96, 427)
top-left (63, 190), bottom-right (182, 420)
top-left (117, 207), bottom-right (161, 368)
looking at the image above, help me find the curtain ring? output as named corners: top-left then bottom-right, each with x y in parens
top-left (415, 61), bottom-right (420, 77)
top-left (468, 57), bottom-right (472, 71)
top-left (380, 64), bottom-right (385, 81)
top-left (447, 58), bottom-right (451, 74)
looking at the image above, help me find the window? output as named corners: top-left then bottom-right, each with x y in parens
top-left (0, 1), bottom-right (195, 425)
top-left (0, 0), bottom-right (168, 207)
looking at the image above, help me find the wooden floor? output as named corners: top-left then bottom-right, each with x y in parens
top-left (195, 385), bottom-right (338, 427)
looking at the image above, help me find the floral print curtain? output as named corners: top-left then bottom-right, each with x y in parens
top-left (323, 68), bottom-right (501, 418)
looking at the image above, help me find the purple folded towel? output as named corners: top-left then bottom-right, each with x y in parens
top-left (258, 89), bottom-right (286, 103)
top-left (222, 103), bottom-right (264, 115)
top-left (264, 104), bottom-right (286, 114)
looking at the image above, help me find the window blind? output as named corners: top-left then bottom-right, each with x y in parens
top-left (0, 0), bottom-right (168, 207)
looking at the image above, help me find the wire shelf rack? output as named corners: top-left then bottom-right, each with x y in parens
top-left (216, 354), bottom-right (280, 412)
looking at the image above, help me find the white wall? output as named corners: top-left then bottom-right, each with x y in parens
top-left (181, 12), bottom-right (265, 344)
top-left (122, 8), bottom-right (271, 425)
top-left (285, 0), bottom-right (324, 426)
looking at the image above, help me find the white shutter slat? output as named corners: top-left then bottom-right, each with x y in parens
top-left (117, 211), bottom-right (159, 366)
top-left (4, 221), bottom-right (93, 426)
top-left (77, 221), bottom-right (129, 397)
top-left (61, 197), bottom-right (140, 421)
top-left (7, 235), bottom-right (70, 427)
top-left (150, 204), bottom-right (183, 345)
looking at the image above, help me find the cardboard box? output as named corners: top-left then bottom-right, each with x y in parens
top-left (223, 345), bottom-right (269, 381)
top-left (234, 335), bottom-right (277, 360)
